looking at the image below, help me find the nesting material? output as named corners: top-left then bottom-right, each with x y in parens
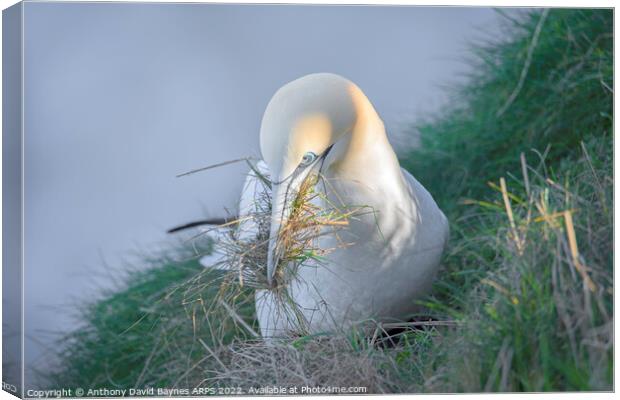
top-left (191, 160), bottom-right (368, 324)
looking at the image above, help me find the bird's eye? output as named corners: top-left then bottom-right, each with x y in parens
top-left (300, 152), bottom-right (318, 166)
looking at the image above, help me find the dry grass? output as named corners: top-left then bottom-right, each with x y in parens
top-left (156, 321), bottom-right (450, 394)
top-left (417, 138), bottom-right (613, 392)
top-left (182, 165), bottom-right (371, 336)
top-left (188, 337), bottom-right (388, 391)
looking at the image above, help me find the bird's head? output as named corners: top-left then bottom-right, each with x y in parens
top-left (259, 73), bottom-right (384, 285)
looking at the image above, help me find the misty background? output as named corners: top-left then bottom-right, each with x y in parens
top-left (20, 2), bottom-right (511, 385)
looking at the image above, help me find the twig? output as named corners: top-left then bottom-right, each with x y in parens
top-left (197, 338), bottom-right (230, 372)
top-left (135, 334), bottom-right (163, 387)
top-left (499, 345), bottom-right (514, 391)
top-left (176, 157), bottom-right (253, 178)
top-left (520, 152), bottom-right (531, 197)
top-left (496, 9), bottom-right (550, 117)
top-left (481, 278), bottom-right (510, 297)
top-left (500, 177), bottom-right (523, 254)
top-left (484, 337), bottom-right (510, 392)
top-left (563, 211), bottom-right (596, 292)
top-left (218, 300), bottom-right (260, 338)
top-left (580, 141), bottom-right (608, 215)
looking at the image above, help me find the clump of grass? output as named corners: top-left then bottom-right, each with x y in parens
top-left (185, 334), bottom-right (391, 391)
top-left (193, 167), bottom-right (368, 335)
top-left (410, 138), bottom-right (613, 392)
top-left (208, 171), bottom-right (351, 290)
top-left (267, 173), bottom-right (359, 289)
top-left (41, 244), bottom-right (256, 390)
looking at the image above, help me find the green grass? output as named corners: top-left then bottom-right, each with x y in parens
top-left (44, 245), bottom-right (256, 390)
top-left (396, 8), bottom-right (613, 391)
top-left (402, 9), bottom-right (612, 216)
top-left (45, 8), bottom-right (612, 393)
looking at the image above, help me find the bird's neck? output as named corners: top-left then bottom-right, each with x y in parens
top-left (327, 84), bottom-right (403, 190)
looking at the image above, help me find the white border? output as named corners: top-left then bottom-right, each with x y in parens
top-left (0, 0), bottom-right (615, 7)
top-left (0, 2), bottom-right (615, 400)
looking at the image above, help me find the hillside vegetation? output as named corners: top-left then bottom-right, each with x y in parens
top-left (46, 9), bottom-right (612, 393)
top-left (399, 8), bottom-right (613, 390)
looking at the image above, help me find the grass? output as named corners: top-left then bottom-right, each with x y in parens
top-left (44, 8), bottom-right (612, 393)
top-left (194, 167), bottom-right (371, 337)
top-left (407, 137), bottom-right (613, 391)
top-left (43, 245), bottom-right (256, 390)
top-left (397, 8), bottom-right (613, 391)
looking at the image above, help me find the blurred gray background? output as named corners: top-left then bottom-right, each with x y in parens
top-left (20, 2), bottom-right (509, 386)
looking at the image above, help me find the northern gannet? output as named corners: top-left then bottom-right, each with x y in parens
top-left (173, 73), bottom-right (450, 338)
top-left (237, 73), bottom-right (449, 337)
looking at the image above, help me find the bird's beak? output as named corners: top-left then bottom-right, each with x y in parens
top-left (266, 146), bottom-right (333, 286)
top-left (266, 172), bottom-right (297, 286)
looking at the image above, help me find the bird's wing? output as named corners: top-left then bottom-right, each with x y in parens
top-left (199, 160), bottom-right (272, 269)
top-left (400, 167), bottom-right (450, 247)
top-left (198, 228), bottom-right (232, 269)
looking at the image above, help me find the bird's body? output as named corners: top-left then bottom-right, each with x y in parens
top-left (250, 165), bottom-right (448, 337)
top-left (232, 73), bottom-right (449, 337)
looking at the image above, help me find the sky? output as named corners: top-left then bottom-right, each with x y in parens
top-left (16, 2), bottom-right (511, 386)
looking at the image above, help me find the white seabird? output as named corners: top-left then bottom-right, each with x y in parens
top-left (208, 73), bottom-right (449, 338)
